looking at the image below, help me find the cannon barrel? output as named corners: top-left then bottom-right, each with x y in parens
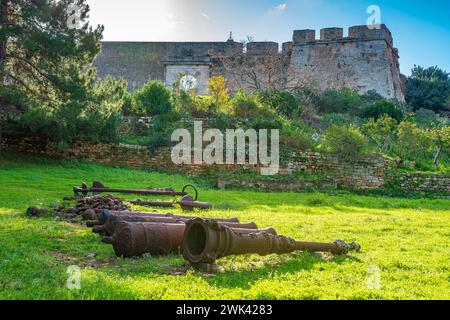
top-left (182, 219), bottom-right (361, 265)
top-left (74, 182), bottom-right (198, 200)
top-left (95, 210), bottom-right (240, 226)
top-left (94, 211), bottom-right (257, 237)
top-left (104, 221), bottom-right (272, 258)
top-left (130, 196), bottom-right (212, 212)
top-left (130, 200), bottom-right (176, 208)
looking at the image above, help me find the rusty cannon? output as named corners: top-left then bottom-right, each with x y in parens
top-left (182, 219), bottom-right (361, 267)
top-left (74, 182), bottom-right (199, 200)
top-left (131, 195), bottom-right (212, 212)
top-left (92, 209), bottom-right (253, 237)
top-left (103, 220), bottom-right (276, 258)
top-left (86, 209), bottom-right (240, 228)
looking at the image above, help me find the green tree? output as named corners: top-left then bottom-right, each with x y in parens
top-left (132, 81), bottom-right (173, 116)
top-left (428, 126), bottom-right (450, 171)
top-left (406, 65), bottom-right (450, 112)
top-left (208, 75), bottom-right (229, 111)
top-left (0, 0), bottom-right (105, 145)
top-left (363, 114), bottom-right (398, 153)
top-left (396, 121), bottom-right (432, 161)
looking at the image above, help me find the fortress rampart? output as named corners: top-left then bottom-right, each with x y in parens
top-left (92, 24), bottom-right (405, 101)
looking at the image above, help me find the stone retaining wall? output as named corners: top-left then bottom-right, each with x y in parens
top-left (1, 133), bottom-right (449, 193)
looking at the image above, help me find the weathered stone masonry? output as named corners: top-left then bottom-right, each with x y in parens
top-left (2, 134), bottom-right (448, 193)
top-left (93, 24), bottom-right (405, 101)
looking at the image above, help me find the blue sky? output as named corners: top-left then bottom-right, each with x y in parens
top-left (86, 0), bottom-right (450, 75)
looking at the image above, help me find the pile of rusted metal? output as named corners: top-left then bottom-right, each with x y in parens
top-left (69, 181), bottom-right (361, 271)
top-left (53, 194), bottom-right (131, 219)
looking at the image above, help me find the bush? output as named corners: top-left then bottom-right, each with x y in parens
top-left (147, 113), bottom-right (182, 149)
top-left (316, 87), bottom-right (363, 114)
top-left (280, 125), bottom-right (314, 152)
top-left (228, 91), bottom-right (276, 119)
top-left (133, 81), bottom-right (173, 116)
top-left (321, 125), bottom-right (369, 160)
top-left (175, 93), bottom-right (216, 118)
top-left (396, 122), bottom-right (432, 161)
top-left (208, 76), bottom-right (230, 110)
top-left (362, 115), bottom-right (398, 153)
top-left (362, 100), bottom-right (404, 122)
top-left (257, 89), bottom-right (301, 118)
top-left (10, 76), bottom-right (127, 144)
top-left (414, 108), bottom-right (441, 128)
top-left (320, 113), bottom-right (364, 129)
top-left (121, 93), bottom-right (134, 116)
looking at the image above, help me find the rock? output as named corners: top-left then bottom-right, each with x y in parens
top-left (26, 207), bottom-right (49, 217)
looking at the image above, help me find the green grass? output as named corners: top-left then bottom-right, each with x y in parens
top-left (0, 152), bottom-right (449, 300)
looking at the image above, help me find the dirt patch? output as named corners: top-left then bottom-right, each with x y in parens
top-left (53, 251), bottom-right (119, 268)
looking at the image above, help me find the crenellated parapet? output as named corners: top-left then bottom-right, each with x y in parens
top-left (292, 24), bottom-right (394, 47)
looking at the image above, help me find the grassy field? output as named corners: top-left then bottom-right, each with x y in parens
top-left (0, 152), bottom-right (449, 300)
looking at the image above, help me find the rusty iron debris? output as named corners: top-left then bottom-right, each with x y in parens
top-left (53, 195), bottom-right (131, 219)
top-left (131, 195), bottom-right (213, 212)
top-left (102, 220), bottom-right (272, 258)
top-left (182, 218), bottom-right (361, 267)
top-left (74, 182), bottom-right (198, 200)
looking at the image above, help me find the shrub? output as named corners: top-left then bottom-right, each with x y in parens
top-left (316, 87), bottom-right (363, 114)
top-left (257, 89), bottom-right (301, 118)
top-left (11, 76), bottom-right (127, 144)
top-left (176, 94), bottom-right (216, 118)
top-left (321, 125), bottom-right (369, 160)
top-left (362, 115), bottom-right (398, 153)
top-left (428, 126), bottom-right (450, 170)
top-left (320, 113), bottom-right (364, 129)
top-left (414, 108), bottom-right (441, 128)
top-left (396, 122), bottom-right (432, 161)
top-left (133, 81), bottom-right (173, 116)
top-left (208, 76), bottom-right (230, 110)
top-left (280, 125), bottom-right (314, 152)
top-left (147, 113), bottom-right (182, 149)
top-left (362, 100), bottom-right (404, 122)
top-left (121, 93), bottom-right (134, 116)
top-left (361, 90), bottom-right (385, 103)
top-left (228, 91), bottom-right (275, 119)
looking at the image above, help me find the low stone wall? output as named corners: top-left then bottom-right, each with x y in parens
top-left (385, 172), bottom-right (450, 193)
top-left (1, 133), bottom-right (449, 193)
top-left (217, 175), bottom-right (338, 192)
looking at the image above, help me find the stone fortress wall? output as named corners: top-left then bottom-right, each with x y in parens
top-left (93, 24), bottom-right (405, 100)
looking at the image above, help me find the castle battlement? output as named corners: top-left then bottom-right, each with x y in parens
top-left (293, 24), bottom-right (393, 46)
top-left (93, 25), bottom-right (405, 101)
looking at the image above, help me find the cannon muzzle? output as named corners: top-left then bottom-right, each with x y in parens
top-left (106, 220), bottom-right (263, 258)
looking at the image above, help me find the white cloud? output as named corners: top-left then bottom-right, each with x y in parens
top-left (276, 3), bottom-right (287, 12)
top-left (201, 12), bottom-right (210, 20)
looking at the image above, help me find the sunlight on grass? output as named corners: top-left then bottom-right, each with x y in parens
top-left (0, 153), bottom-right (449, 300)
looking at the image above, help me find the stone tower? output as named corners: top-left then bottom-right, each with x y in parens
top-left (289, 25), bottom-right (405, 101)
